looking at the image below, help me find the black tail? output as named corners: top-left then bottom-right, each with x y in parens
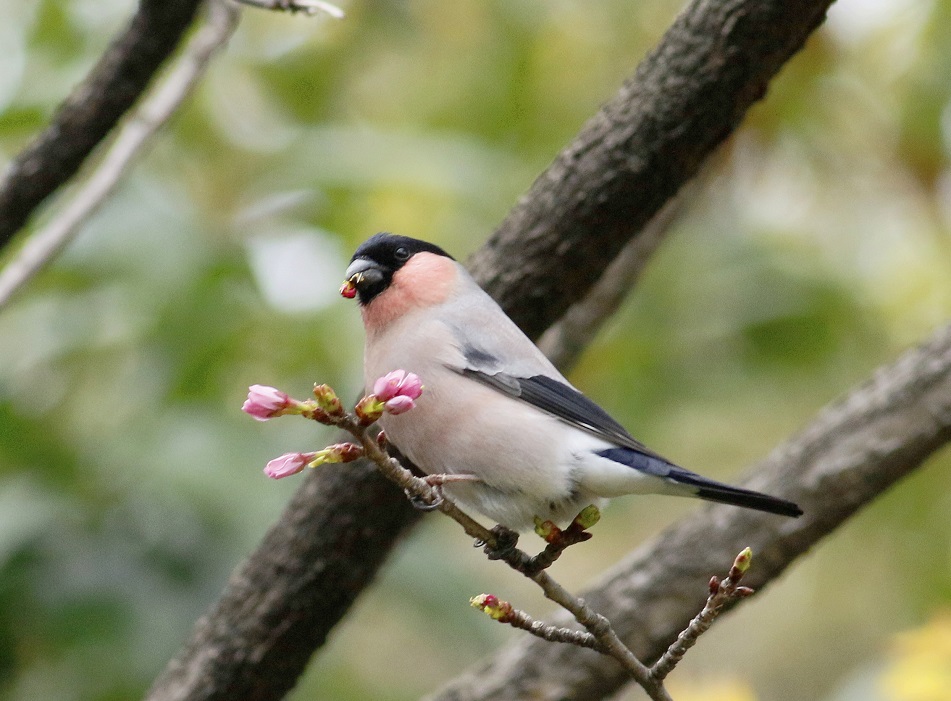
top-left (669, 467), bottom-right (802, 517)
top-left (596, 447), bottom-right (803, 517)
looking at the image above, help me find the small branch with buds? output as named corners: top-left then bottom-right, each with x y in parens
top-left (242, 374), bottom-right (758, 701)
top-left (243, 375), bottom-right (500, 547)
top-left (650, 547), bottom-right (755, 683)
top-left (470, 594), bottom-right (601, 651)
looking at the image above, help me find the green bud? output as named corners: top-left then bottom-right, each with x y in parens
top-left (312, 384), bottom-right (344, 416)
top-left (354, 395), bottom-right (385, 425)
top-left (573, 504), bottom-right (601, 530)
top-left (732, 547), bottom-right (753, 576)
top-left (533, 516), bottom-right (558, 541)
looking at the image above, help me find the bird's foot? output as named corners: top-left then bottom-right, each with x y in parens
top-left (405, 486), bottom-right (443, 511)
top-left (480, 525), bottom-right (520, 560)
top-left (405, 474), bottom-right (479, 512)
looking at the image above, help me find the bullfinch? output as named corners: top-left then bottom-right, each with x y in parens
top-left (342, 233), bottom-right (802, 531)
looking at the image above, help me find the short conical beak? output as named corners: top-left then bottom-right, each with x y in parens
top-left (340, 258), bottom-right (384, 299)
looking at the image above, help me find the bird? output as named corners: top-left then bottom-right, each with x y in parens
top-left (342, 233), bottom-right (802, 531)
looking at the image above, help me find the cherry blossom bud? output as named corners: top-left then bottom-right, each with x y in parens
top-left (310, 442), bottom-right (365, 466)
top-left (469, 594), bottom-right (514, 622)
top-left (396, 373), bottom-right (423, 400)
top-left (357, 371), bottom-right (424, 423)
top-left (312, 384), bottom-right (344, 417)
top-left (243, 385), bottom-right (292, 421)
top-left (373, 370), bottom-right (424, 402)
top-left (373, 370), bottom-right (405, 401)
top-left (354, 395), bottom-right (385, 425)
top-left (383, 395), bottom-right (416, 415)
top-left (264, 452), bottom-right (317, 479)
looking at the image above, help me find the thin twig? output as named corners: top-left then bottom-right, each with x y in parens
top-left (338, 416), bottom-right (499, 547)
top-left (529, 569), bottom-right (672, 701)
top-left (469, 596), bottom-right (601, 651)
top-left (232, 0), bottom-right (345, 17)
top-left (650, 548), bottom-right (755, 683)
top-left (0, 0), bottom-right (240, 311)
top-left (343, 405), bottom-right (763, 700)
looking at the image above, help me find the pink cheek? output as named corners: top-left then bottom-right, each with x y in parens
top-left (362, 254), bottom-right (457, 330)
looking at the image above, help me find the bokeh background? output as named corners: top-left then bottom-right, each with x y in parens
top-left (1, 0), bottom-right (950, 699)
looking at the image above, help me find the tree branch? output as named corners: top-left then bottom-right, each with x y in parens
top-left (233, 0), bottom-right (345, 17)
top-left (0, 1), bottom-right (240, 311)
top-left (0, 0), bottom-right (204, 250)
top-left (535, 187), bottom-right (686, 371)
top-left (427, 319), bottom-right (951, 701)
top-left (649, 548), bottom-right (754, 683)
top-left (147, 0), bottom-right (840, 698)
top-left (467, 0), bottom-right (832, 339)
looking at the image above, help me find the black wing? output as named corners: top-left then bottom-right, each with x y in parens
top-left (457, 368), bottom-right (659, 455)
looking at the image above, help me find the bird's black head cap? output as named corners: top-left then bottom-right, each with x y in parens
top-left (345, 233), bottom-right (454, 306)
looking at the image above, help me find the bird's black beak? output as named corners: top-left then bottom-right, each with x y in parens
top-left (340, 257), bottom-right (385, 300)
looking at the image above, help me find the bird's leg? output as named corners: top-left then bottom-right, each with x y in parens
top-left (422, 473), bottom-right (482, 486)
top-left (405, 473), bottom-right (481, 511)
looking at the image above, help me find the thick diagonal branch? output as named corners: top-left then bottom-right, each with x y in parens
top-left (467, 0), bottom-right (831, 339)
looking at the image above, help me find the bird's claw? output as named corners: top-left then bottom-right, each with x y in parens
top-left (405, 486), bottom-right (443, 511)
top-left (481, 524), bottom-right (520, 560)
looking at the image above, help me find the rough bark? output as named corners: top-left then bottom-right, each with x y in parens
top-left (428, 320), bottom-right (951, 700)
top-left (147, 458), bottom-right (421, 701)
top-left (468, 0), bottom-right (831, 339)
top-left (0, 0), bottom-right (204, 248)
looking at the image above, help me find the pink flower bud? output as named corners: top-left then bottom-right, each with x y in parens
top-left (373, 370), bottom-right (406, 401)
top-left (264, 452), bottom-right (316, 479)
top-left (397, 373), bottom-right (422, 400)
top-left (373, 370), bottom-right (423, 402)
top-left (383, 395), bottom-right (416, 415)
top-left (243, 385), bottom-right (291, 421)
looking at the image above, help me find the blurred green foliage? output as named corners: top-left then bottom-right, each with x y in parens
top-left (0, 1), bottom-right (950, 700)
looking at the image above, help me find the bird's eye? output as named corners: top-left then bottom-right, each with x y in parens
top-left (394, 246), bottom-right (410, 261)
